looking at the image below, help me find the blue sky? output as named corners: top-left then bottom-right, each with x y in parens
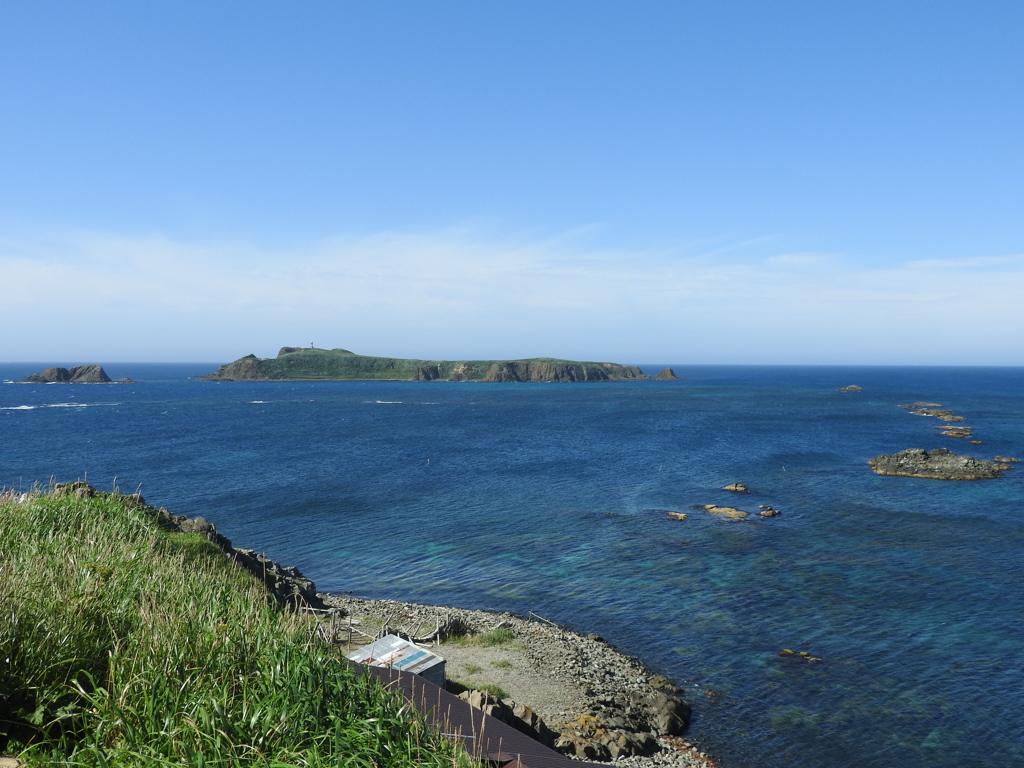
top-left (2, 1), bottom-right (1022, 364)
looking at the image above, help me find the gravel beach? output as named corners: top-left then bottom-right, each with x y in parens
top-left (321, 595), bottom-right (721, 768)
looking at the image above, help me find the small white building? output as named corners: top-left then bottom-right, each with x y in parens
top-left (346, 634), bottom-right (446, 688)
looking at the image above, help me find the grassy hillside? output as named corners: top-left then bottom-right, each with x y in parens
top-left (202, 347), bottom-right (647, 382)
top-left (0, 487), bottom-right (471, 767)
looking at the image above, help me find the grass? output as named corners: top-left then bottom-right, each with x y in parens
top-left (471, 628), bottom-right (517, 647)
top-left (0, 486), bottom-right (474, 768)
top-left (475, 684), bottom-right (509, 700)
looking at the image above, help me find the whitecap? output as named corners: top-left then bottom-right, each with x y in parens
top-left (42, 402), bottom-right (121, 408)
top-left (0, 405), bottom-right (36, 410)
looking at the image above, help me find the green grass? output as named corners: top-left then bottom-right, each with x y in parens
top-left (0, 488), bottom-right (473, 767)
top-left (471, 628), bottom-right (517, 647)
top-left (474, 685), bottom-right (509, 700)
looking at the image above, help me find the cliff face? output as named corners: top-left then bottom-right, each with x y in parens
top-left (20, 365), bottom-right (113, 383)
top-left (200, 347), bottom-right (649, 383)
top-left (481, 360), bottom-right (646, 382)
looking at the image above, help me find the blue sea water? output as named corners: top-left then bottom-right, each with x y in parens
top-left (2, 362), bottom-right (1022, 768)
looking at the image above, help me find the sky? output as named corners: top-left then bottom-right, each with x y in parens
top-left (2, 1), bottom-right (1023, 365)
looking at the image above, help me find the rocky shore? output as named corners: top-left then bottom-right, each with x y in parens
top-left (321, 595), bottom-right (719, 768)
top-left (46, 483), bottom-right (718, 767)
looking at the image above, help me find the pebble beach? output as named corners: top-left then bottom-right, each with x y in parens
top-left (322, 594), bottom-right (721, 768)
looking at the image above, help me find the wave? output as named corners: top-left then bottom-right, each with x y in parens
top-left (1, 403), bottom-right (121, 411)
top-left (46, 402), bottom-right (121, 408)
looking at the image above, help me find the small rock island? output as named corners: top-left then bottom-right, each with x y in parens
top-left (868, 448), bottom-right (1008, 480)
top-left (19, 365), bottom-right (131, 384)
top-left (200, 347), bottom-right (653, 382)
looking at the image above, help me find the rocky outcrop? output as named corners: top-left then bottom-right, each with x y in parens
top-left (722, 483), bottom-right (749, 493)
top-left (838, 385), bottom-right (862, 392)
top-left (868, 448), bottom-right (1007, 480)
top-left (51, 481), bottom-right (322, 609)
top-left (200, 354), bottom-right (270, 381)
top-left (899, 404), bottom-right (965, 422)
top-left (700, 505), bottom-right (748, 520)
top-left (19, 365), bottom-right (113, 383)
top-left (413, 366), bottom-right (441, 381)
top-left (458, 690), bottom-right (559, 747)
top-left (654, 368), bottom-right (682, 380)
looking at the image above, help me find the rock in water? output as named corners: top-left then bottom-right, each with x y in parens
top-left (868, 448), bottom-right (1006, 480)
top-left (654, 367), bottom-right (682, 380)
top-left (20, 366), bottom-right (72, 383)
top-left (19, 364), bottom-right (112, 383)
top-left (68, 364), bottom-right (112, 383)
top-left (723, 482), bottom-right (749, 493)
top-left (702, 505), bottom-right (749, 519)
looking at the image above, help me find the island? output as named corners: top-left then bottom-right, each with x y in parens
top-left (868, 448), bottom-right (1009, 480)
top-left (199, 346), bottom-right (652, 382)
top-left (18, 364), bottom-right (132, 383)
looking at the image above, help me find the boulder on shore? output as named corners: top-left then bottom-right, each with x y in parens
top-left (868, 448), bottom-right (1006, 480)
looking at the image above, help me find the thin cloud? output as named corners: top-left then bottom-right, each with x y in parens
top-left (2, 226), bottom-right (1022, 364)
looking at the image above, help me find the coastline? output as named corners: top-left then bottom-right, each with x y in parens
top-left (321, 594), bottom-right (721, 768)
top-left (22, 484), bottom-right (720, 767)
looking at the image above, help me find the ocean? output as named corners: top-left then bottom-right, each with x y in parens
top-left (2, 362), bottom-right (1022, 768)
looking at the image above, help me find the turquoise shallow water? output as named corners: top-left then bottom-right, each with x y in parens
top-left (3, 363), bottom-right (1023, 768)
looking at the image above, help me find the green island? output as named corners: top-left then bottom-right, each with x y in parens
top-left (200, 346), bottom-right (650, 382)
top-left (0, 486), bottom-right (471, 768)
